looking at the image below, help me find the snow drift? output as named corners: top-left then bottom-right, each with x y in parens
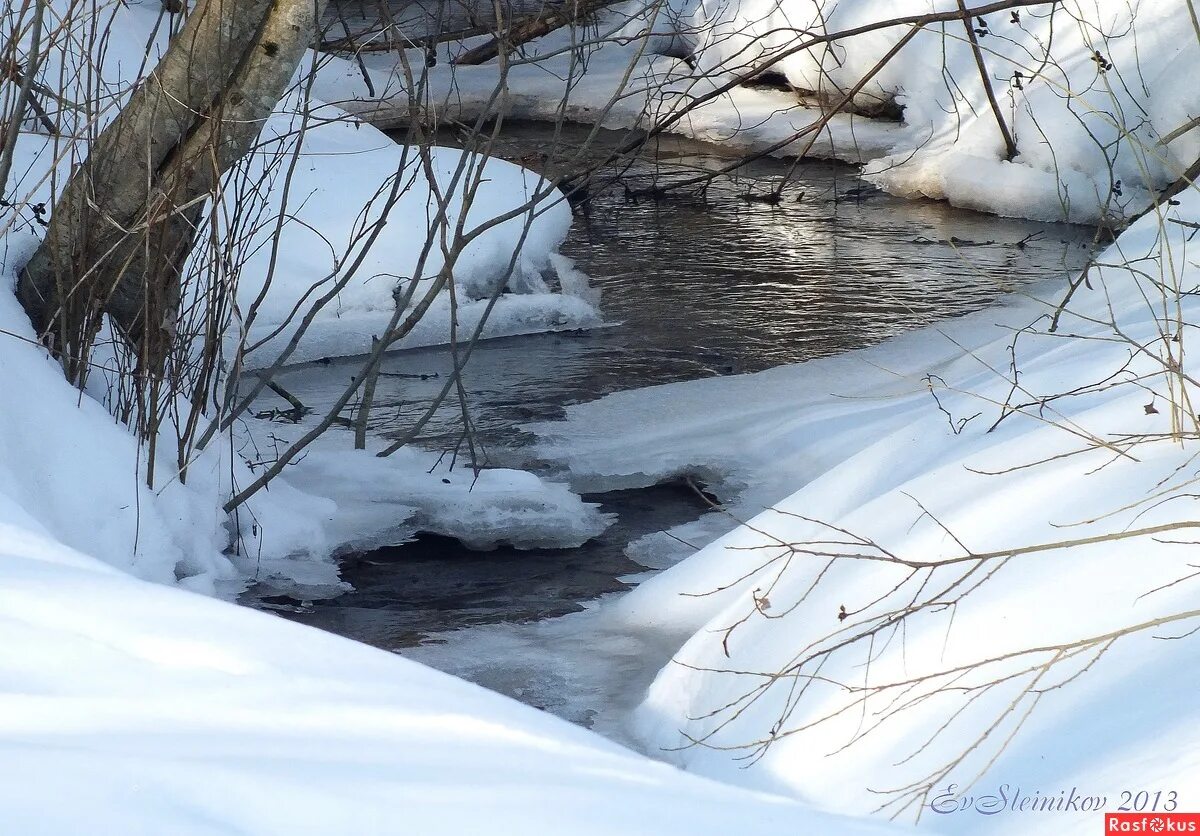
top-left (0, 517), bottom-right (904, 835)
top-left (533, 186), bottom-right (1200, 832)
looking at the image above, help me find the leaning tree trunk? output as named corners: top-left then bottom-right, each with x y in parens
top-left (17, 0), bottom-right (324, 381)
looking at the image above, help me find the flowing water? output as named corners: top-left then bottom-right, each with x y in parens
top-left (247, 123), bottom-right (1095, 710)
top-left (260, 123), bottom-right (1097, 455)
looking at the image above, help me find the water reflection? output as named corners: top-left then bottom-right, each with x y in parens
top-left (269, 123), bottom-right (1095, 458)
top-left (251, 124), bottom-right (1098, 653)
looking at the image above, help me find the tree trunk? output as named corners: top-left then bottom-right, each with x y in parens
top-left (17, 0), bottom-right (324, 380)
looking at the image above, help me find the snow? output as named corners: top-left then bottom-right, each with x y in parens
top-left (224, 94), bottom-right (602, 369)
top-left (5, 0), bottom-right (1200, 831)
top-left (234, 436), bottom-right (613, 598)
top-left (0, 264), bottom-right (234, 590)
top-left (315, 9), bottom-right (905, 169)
top-left (0, 221), bottom-right (609, 599)
top-left (317, 0), bottom-right (1200, 225)
top-left (530, 189), bottom-right (1200, 829)
top-left (0, 525), bottom-right (901, 835)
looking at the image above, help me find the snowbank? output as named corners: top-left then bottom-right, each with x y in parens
top-left (318, 0), bottom-right (1200, 225)
top-left (222, 95), bottom-right (601, 369)
top-left (0, 0), bottom-right (610, 596)
top-left (3, 0), bottom-right (602, 373)
top-left (663, 0), bottom-right (1198, 223)
top-left (0, 517), bottom-right (909, 835)
top-left (0, 273), bottom-right (232, 589)
top-left (532, 187), bottom-right (1200, 829)
top-left (315, 8), bottom-right (904, 169)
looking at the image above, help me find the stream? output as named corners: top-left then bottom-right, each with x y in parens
top-left (245, 122), bottom-right (1096, 733)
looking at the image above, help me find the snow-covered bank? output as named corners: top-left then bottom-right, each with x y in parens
top-left (0, 521), bottom-right (908, 835)
top-left (4, 0), bottom-right (603, 372)
top-left (223, 97), bottom-right (602, 369)
top-left (314, 8), bottom-right (905, 179)
top-left (530, 184), bottom-right (1200, 829)
top-left (2, 0), bottom-right (614, 597)
top-left (0, 287), bottom-right (851, 831)
top-left (317, 0), bottom-right (1200, 225)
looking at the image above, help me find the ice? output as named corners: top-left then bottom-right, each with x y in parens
top-left (264, 442), bottom-right (614, 555)
top-left (397, 600), bottom-right (683, 745)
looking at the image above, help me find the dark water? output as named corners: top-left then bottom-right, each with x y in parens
top-left (262, 482), bottom-right (710, 645)
top-left (269, 123), bottom-right (1096, 456)
top-left (249, 123), bottom-right (1096, 648)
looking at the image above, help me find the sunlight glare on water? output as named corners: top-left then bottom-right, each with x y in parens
top-left (270, 122), bottom-right (1096, 455)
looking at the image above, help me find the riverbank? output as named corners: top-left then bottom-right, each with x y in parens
top-left (4, 0), bottom-right (1199, 832)
top-left (524, 196), bottom-right (1200, 829)
top-left (313, 0), bottom-right (1194, 226)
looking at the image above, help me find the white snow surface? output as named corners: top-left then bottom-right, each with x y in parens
top-left (531, 190), bottom-right (1200, 830)
top-left (0, 2), bottom-right (899, 832)
top-left (221, 95), bottom-right (602, 369)
top-left (317, 0), bottom-right (1200, 225)
top-left (0, 524), bottom-right (906, 835)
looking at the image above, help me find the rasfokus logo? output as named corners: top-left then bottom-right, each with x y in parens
top-left (1106, 813), bottom-right (1200, 832)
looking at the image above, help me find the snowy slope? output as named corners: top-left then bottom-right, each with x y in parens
top-left (0, 522), bottom-right (909, 835)
top-left (532, 188), bottom-right (1200, 830)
